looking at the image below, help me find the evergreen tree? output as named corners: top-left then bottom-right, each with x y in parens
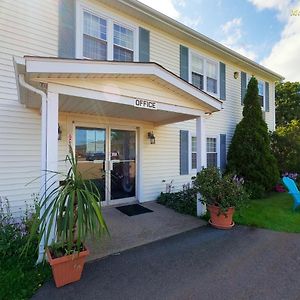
top-left (227, 76), bottom-right (279, 198)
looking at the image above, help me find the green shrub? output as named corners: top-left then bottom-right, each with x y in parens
top-left (227, 76), bottom-right (279, 198)
top-left (193, 167), bottom-right (249, 214)
top-left (0, 197), bottom-right (51, 300)
top-left (157, 188), bottom-right (197, 216)
top-left (270, 120), bottom-right (300, 174)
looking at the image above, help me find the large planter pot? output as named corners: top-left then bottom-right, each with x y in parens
top-left (207, 204), bottom-right (235, 230)
top-left (46, 246), bottom-right (89, 288)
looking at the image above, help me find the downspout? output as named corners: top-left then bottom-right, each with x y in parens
top-left (18, 74), bottom-right (49, 263)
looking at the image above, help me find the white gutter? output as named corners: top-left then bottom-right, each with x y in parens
top-left (118, 0), bottom-right (284, 81)
top-left (18, 74), bottom-right (51, 264)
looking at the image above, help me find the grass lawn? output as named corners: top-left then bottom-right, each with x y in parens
top-left (234, 192), bottom-right (300, 233)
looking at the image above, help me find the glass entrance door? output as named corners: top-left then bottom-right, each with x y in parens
top-left (75, 127), bottom-right (136, 205)
top-left (75, 127), bottom-right (106, 203)
top-left (110, 129), bottom-right (136, 203)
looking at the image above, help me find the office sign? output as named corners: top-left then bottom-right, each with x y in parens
top-left (134, 98), bottom-right (157, 110)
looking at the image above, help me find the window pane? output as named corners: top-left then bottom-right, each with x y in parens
top-left (83, 34), bottom-right (107, 60)
top-left (192, 136), bottom-right (197, 152)
top-left (83, 12), bottom-right (107, 41)
top-left (207, 153), bottom-right (217, 167)
top-left (258, 81), bottom-right (264, 96)
top-left (258, 95), bottom-right (264, 107)
top-left (113, 45), bottom-right (134, 61)
top-left (192, 153), bottom-right (197, 169)
top-left (113, 24), bottom-right (134, 50)
top-left (191, 54), bottom-right (204, 74)
top-left (207, 138), bottom-right (216, 153)
top-left (192, 72), bottom-right (204, 90)
top-left (207, 77), bottom-right (217, 94)
top-left (206, 61), bottom-right (217, 79)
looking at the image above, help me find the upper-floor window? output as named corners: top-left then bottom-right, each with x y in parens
top-left (258, 80), bottom-right (264, 107)
top-left (247, 76), bottom-right (265, 108)
top-left (190, 52), bottom-right (219, 96)
top-left (83, 12), bottom-right (107, 60)
top-left (80, 8), bottom-right (137, 62)
top-left (113, 24), bottom-right (134, 61)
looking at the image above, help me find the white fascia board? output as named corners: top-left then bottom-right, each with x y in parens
top-left (25, 58), bottom-right (222, 112)
top-left (48, 83), bottom-right (203, 117)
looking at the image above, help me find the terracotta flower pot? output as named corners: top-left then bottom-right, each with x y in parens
top-left (207, 204), bottom-right (235, 230)
top-left (46, 246), bottom-right (89, 288)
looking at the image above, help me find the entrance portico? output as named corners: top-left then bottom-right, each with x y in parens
top-left (14, 56), bottom-right (222, 258)
top-left (15, 56), bottom-right (222, 200)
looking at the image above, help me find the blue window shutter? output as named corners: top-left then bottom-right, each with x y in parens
top-left (139, 27), bottom-right (150, 62)
top-left (265, 82), bottom-right (270, 112)
top-left (241, 71), bottom-right (247, 105)
top-left (180, 45), bottom-right (189, 81)
top-left (220, 134), bottom-right (227, 171)
top-left (180, 130), bottom-right (189, 175)
top-left (59, 0), bottom-right (76, 58)
top-left (219, 62), bottom-right (226, 100)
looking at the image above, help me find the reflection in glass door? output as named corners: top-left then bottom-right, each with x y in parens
top-left (110, 129), bottom-right (136, 202)
top-left (75, 127), bottom-right (106, 202)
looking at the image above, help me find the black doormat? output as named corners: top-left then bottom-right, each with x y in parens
top-left (116, 204), bottom-right (153, 216)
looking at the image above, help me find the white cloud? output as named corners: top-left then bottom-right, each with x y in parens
top-left (138, 0), bottom-right (181, 19)
top-left (220, 18), bottom-right (257, 61)
top-left (248, 0), bottom-right (295, 21)
top-left (262, 14), bottom-right (300, 81)
top-left (250, 0), bottom-right (300, 81)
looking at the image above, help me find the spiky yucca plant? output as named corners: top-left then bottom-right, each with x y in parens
top-left (25, 145), bottom-right (108, 257)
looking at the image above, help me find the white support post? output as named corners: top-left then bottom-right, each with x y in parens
top-left (196, 116), bottom-right (207, 216)
top-left (137, 127), bottom-right (144, 203)
top-left (38, 91), bottom-right (59, 263)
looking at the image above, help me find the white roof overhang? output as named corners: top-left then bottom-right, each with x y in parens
top-left (14, 57), bottom-right (223, 125)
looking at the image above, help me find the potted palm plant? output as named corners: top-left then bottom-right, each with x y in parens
top-left (193, 167), bottom-right (249, 229)
top-left (25, 145), bottom-right (108, 287)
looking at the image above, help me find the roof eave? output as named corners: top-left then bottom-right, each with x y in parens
top-left (116, 0), bottom-right (284, 81)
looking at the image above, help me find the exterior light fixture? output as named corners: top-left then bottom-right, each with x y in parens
top-left (234, 71), bottom-right (239, 79)
top-left (204, 112), bottom-right (212, 116)
top-left (147, 131), bottom-right (156, 144)
top-left (58, 123), bottom-right (62, 141)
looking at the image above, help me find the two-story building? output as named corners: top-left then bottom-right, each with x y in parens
top-left (0, 0), bottom-right (283, 215)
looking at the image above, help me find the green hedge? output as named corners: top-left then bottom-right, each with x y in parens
top-left (157, 189), bottom-right (197, 216)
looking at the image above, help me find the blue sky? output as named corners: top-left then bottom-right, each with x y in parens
top-left (139, 0), bottom-right (300, 81)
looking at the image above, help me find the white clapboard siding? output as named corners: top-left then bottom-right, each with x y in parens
top-left (0, 0), bottom-right (58, 215)
top-left (0, 0), bottom-right (277, 214)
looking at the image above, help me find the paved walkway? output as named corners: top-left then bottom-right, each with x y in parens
top-left (86, 201), bottom-right (205, 261)
top-left (33, 226), bottom-right (300, 300)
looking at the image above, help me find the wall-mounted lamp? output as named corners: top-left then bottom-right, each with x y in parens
top-left (147, 131), bottom-right (156, 144)
top-left (58, 123), bottom-right (62, 141)
top-left (204, 112), bottom-right (212, 116)
top-left (234, 71), bottom-right (239, 79)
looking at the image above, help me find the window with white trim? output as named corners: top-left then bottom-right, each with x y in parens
top-left (191, 136), bottom-right (197, 170)
top-left (206, 60), bottom-right (218, 94)
top-left (191, 54), bottom-right (204, 90)
top-left (247, 76), bottom-right (265, 108)
top-left (258, 80), bottom-right (264, 107)
top-left (190, 52), bottom-right (219, 96)
top-left (81, 10), bottom-right (136, 62)
top-left (206, 137), bottom-right (218, 167)
top-left (83, 11), bottom-right (107, 60)
top-left (113, 24), bottom-right (134, 61)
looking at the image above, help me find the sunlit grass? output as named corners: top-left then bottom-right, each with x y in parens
top-left (234, 193), bottom-right (300, 233)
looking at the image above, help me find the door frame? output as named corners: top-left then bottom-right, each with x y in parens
top-left (73, 121), bottom-right (138, 206)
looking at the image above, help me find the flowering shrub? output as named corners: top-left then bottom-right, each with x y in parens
top-left (193, 167), bottom-right (249, 214)
top-left (282, 172), bottom-right (298, 181)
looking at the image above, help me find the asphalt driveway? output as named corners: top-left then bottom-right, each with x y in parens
top-left (33, 225), bottom-right (300, 300)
